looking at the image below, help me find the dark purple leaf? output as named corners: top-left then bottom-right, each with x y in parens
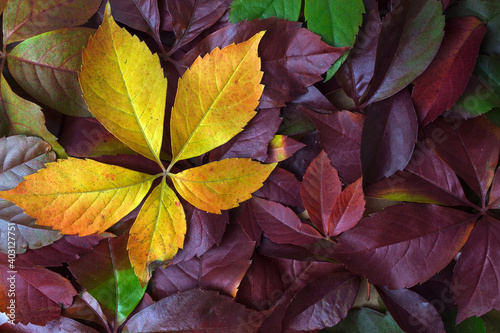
top-left (122, 289), bottom-right (265, 333)
top-left (332, 203), bottom-right (476, 288)
top-left (108, 0), bottom-right (161, 40)
top-left (377, 286), bottom-right (445, 333)
top-left (0, 317), bottom-right (100, 333)
top-left (452, 216), bottom-right (500, 323)
top-left (258, 236), bottom-right (330, 262)
top-left (489, 168), bottom-right (500, 208)
top-left (303, 109), bottom-right (365, 183)
top-left (254, 168), bottom-right (303, 208)
top-left (361, 89), bottom-right (418, 186)
top-left (329, 177), bottom-right (365, 236)
top-left (235, 200), bottom-right (263, 245)
top-left (280, 132), bottom-right (323, 181)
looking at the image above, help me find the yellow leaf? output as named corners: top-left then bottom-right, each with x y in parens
top-left (169, 31), bottom-right (265, 166)
top-left (0, 158), bottom-right (157, 236)
top-left (128, 177), bottom-right (186, 286)
top-left (79, 3), bottom-right (167, 168)
top-left (170, 158), bottom-right (276, 214)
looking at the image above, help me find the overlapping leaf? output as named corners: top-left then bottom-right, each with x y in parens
top-left (229, 0), bottom-right (301, 22)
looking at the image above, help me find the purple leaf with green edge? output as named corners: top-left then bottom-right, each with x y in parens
top-left (2, 0), bottom-right (101, 44)
top-left (61, 291), bottom-right (108, 330)
top-left (209, 108), bottom-right (281, 162)
top-left (280, 132), bottom-right (323, 181)
top-left (8, 28), bottom-right (94, 117)
top-left (0, 264), bottom-right (76, 325)
top-left (170, 204), bottom-right (228, 264)
top-left (361, 0), bottom-right (445, 105)
top-left (489, 168), bottom-right (500, 208)
top-left (411, 17), bottom-right (487, 126)
top-left (283, 271), bottom-right (361, 331)
top-left (329, 177), bottom-right (365, 236)
top-left (327, 307), bottom-right (404, 333)
top-left (252, 197), bottom-right (324, 246)
top-left (300, 150), bottom-right (342, 234)
top-left (151, 223), bottom-right (254, 299)
top-left (0, 317), bottom-right (101, 333)
top-left (423, 116), bottom-right (500, 204)
top-left (303, 109), bottom-right (364, 183)
top-left (179, 18), bottom-right (347, 108)
top-left (265, 135), bottom-right (305, 163)
top-left (9, 235), bottom-right (104, 268)
top-left (122, 289), bottom-right (265, 333)
top-left (365, 140), bottom-right (469, 206)
top-left (452, 216), bottom-right (500, 323)
top-left (167, 0), bottom-right (231, 52)
top-left (0, 75), bottom-right (66, 158)
top-left (68, 234), bottom-right (146, 326)
top-left (336, 3), bottom-right (382, 107)
top-left (376, 286), bottom-right (446, 333)
top-left (331, 203), bottom-right (476, 289)
top-left (229, 0), bottom-right (302, 23)
top-left (254, 167), bottom-right (303, 208)
top-left (361, 89), bottom-right (418, 186)
top-left (235, 200), bottom-right (264, 245)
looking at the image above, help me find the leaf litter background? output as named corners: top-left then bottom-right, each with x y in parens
top-left (0, 0), bottom-right (499, 332)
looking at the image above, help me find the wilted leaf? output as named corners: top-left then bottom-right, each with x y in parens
top-left (0, 75), bottom-right (66, 157)
top-left (170, 158), bottom-right (276, 214)
top-left (68, 234), bottom-right (146, 325)
top-left (170, 31), bottom-right (264, 164)
top-left (8, 28), bottom-right (94, 117)
top-left (128, 178), bottom-right (186, 286)
top-left (412, 17), bottom-right (487, 126)
top-left (229, 0), bottom-right (301, 22)
top-left (2, 0), bottom-right (101, 44)
top-left (79, 3), bottom-right (167, 166)
top-left (0, 158), bottom-right (156, 236)
top-left (329, 177), bottom-right (365, 236)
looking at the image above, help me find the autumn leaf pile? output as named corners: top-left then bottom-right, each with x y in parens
top-left (0, 0), bottom-right (500, 332)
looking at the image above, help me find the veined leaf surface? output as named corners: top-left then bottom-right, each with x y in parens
top-left (170, 31), bottom-right (265, 165)
top-left (0, 158), bottom-right (156, 236)
top-left (170, 158), bottom-right (276, 214)
top-left (128, 178), bottom-right (186, 286)
top-left (79, 3), bottom-right (167, 167)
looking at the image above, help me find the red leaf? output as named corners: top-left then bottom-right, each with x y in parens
top-left (252, 197), bottom-right (324, 246)
top-left (254, 168), bottom-right (303, 208)
top-left (0, 265), bottom-right (76, 325)
top-left (122, 289), bottom-right (265, 332)
top-left (332, 203), bottom-right (476, 288)
top-left (452, 216), bottom-right (500, 323)
top-left (303, 109), bottom-right (365, 183)
top-left (361, 89), bottom-right (418, 186)
top-left (412, 17), bottom-right (487, 126)
top-left (329, 177), bottom-right (365, 236)
top-left (300, 150), bottom-right (342, 234)
top-left (376, 286), bottom-right (445, 333)
top-left (424, 116), bottom-right (500, 202)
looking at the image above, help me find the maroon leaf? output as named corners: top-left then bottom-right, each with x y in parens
top-left (235, 200), bottom-right (263, 245)
top-left (180, 18), bottom-right (347, 108)
top-left (300, 150), bottom-right (342, 234)
top-left (329, 177), bottom-right (365, 236)
top-left (376, 286), bottom-right (445, 333)
top-left (209, 108), bottom-right (281, 162)
top-left (423, 116), bottom-right (500, 203)
top-left (361, 89), bottom-right (418, 186)
top-left (332, 203), bottom-right (476, 288)
top-left (252, 197), bottom-right (324, 246)
top-left (0, 317), bottom-right (100, 333)
top-left (365, 141), bottom-right (470, 206)
top-left (452, 216), bottom-right (500, 323)
top-left (122, 289), bottom-right (265, 333)
top-left (282, 272), bottom-right (360, 331)
top-left (0, 264), bottom-right (76, 325)
top-left (258, 235), bottom-right (328, 262)
top-left (254, 168), bottom-right (303, 208)
top-left (280, 132), bottom-right (323, 181)
top-left (412, 16), bottom-right (487, 126)
top-left (152, 223), bottom-right (254, 299)
top-left (303, 109), bottom-right (365, 183)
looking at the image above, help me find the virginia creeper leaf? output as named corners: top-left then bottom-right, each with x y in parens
top-left (171, 158), bottom-right (276, 214)
top-left (79, 3), bottom-right (167, 166)
top-left (254, 167), bottom-right (303, 208)
top-left (329, 177), bottom-right (365, 236)
top-left (170, 31), bottom-right (264, 164)
top-left (0, 75), bottom-right (66, 158)
top-left (68, 234), bottom-right (146, 325)
top-left (229, 0), bottom-right (301, 22)
top-left (2, 0), bottom-right (101, 44)
top-left (108, 0), bottom-right (161, 38)
top-left (328, 308), bottom-right (403, 333)
top-left (0, 158), bottom-right (156, 236)
top-left (8, 28), bottom-right (94, 117)
top-left (128, 177), bottom-right (186, 286)
top-left (412, 17), bottom-right (487, 126)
